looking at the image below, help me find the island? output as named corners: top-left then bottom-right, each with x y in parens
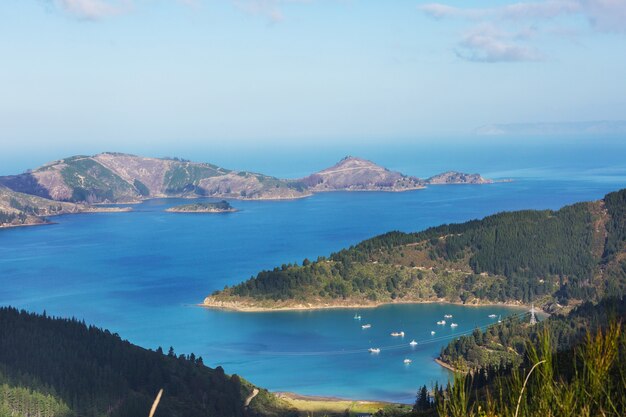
top-left (0, 153), bottom-right (496, 205)
top-left (166, 200), bottom-right (238, 213)
top-left (204, 189), bottom-right (626, 316)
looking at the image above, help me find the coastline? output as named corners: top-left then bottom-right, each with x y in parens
top-left (0, 207), bottom-right (132, 230)
top-left (200, 296), bottom-right (532, 314)
top-left (434, 358), bottom-right (458, 373)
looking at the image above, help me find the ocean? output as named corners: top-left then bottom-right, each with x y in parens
top-left (1, 137), bottom-right (625, 402)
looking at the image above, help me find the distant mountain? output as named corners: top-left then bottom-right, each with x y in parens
top-left (299, 156), bottom-right (425, 192)
top-left (474, 120), bottom-right (626, 136)
top-left (205, 189), bottom-right (626, 313)
top-left (0, 153), bottom-right (493, 206)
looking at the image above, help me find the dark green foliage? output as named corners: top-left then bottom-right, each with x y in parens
top-left (413, 385), bottom-right (432, 412)
top-left (0, 307), bottom-right (285, 417)
top-left (169, 201), bottom-right (235, 212)
top-left (603, 189), bottom-right (626, 260)
top-left (133, 179), bottom-right (150, 196)
top-left (215, 189), bottom-right (626, 306)
top-left (437, 318), bottom-right (626, 417)
top-left (439, 297), bottom-right (626, 371)
top-left (0, 383), bottom-right (71, 417)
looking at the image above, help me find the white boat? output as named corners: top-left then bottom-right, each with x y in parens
top-left (437, 320), bottom-right (446, 325)
top-left (431, 331), bottom-right (436, 335)
top-left (390, 331), bottom-right (405, 337)
top-left (403, 359), bottom-right (412, 364)
top-left (498, 315), bottom-right (502, 323)
top-left (409, 340), bottom-right (418, 346)
top-left (450, 323), bottom-right (458, 328)
top-left (362, 324), bottom-right (371, 329)
top-left (368, 348), bottom-right (380, 354)
top-left (444, 314), bottom-right (453, 319)
top-left (354, 314), bottom-right (362, 320)
top-left (488, 314), bottom-right (497, 318)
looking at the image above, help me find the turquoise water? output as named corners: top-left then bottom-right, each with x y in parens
top-left (1, 140), bottom-right (626, 402)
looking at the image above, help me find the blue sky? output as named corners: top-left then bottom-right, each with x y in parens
top-left (1, 0), bottom-right (625, 163)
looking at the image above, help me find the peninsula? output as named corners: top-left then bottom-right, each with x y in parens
top-left (0, 185), bottom-right (130, 229)
top-left (204, 189), bottom-right (626, 315)
top-left (166, 200), bottom-right (238, 213)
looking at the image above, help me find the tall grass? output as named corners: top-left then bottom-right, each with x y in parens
top-left (437, 322), bottom-right (625, 417)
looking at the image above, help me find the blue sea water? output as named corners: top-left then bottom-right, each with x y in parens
top-left (1, 139), bottom-right (625, 403)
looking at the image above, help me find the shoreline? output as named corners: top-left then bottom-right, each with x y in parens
top-left (200, 297), bottom-right (532, 314)
top-left (434, 357), bottom-right (458, 373)
top-left (0, 207), bottom-right (132, 230)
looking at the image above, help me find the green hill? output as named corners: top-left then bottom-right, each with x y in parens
top-left (206, 189), bottom-right (626, 312)
top-left (0, 307), bottom-right (294, 417)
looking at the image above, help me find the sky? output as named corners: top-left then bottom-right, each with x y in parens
top-left (1, 0), bottom-right (626, 166)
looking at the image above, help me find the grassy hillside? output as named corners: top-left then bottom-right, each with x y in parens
top-left (207, 189), bottom-right (626, 311)
top-left (0, 307), bottom-right (295, 417)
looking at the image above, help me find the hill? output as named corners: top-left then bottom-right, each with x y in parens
top-left (0, 153), bottom-right (493, 205)
top-left (299, 156), bottom-right (425, 192)
top-left (0, 185), bottom-right (129, 228)
top-left (204, 189), bottom-right (626, 313)
top-left (0, 307), bottom-right (295, 417)
top-left (438, 296), bottom-right (626, 371)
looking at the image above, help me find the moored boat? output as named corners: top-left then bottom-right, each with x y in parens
top-left (362, 324), bottom-right (371, 329)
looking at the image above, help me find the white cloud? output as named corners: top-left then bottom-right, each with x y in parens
top-left (582, 0), bottom-right (626, 33)
top-left (56, 0), bottom-right (131, 20)
top-left (419, 1), bottom-right (581, 21)
top-left (233, 0), bottom-right (285, 22)
top-left (456, 25), bottom-right (543, 62)
top-left (232, 0), bottom-right (312, 23)
top-left (419, 1), bottom-right (626, 32)
top-left (419, 1), bottom-right (626, 63)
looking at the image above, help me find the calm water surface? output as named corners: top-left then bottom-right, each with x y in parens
top-left (1, 142), bottom-right (626, 402)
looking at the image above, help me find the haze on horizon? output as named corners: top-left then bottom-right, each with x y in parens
top-left (1, 0), bottom-right (625, 162)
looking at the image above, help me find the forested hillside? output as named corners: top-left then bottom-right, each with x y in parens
top-left (206, 189), bottom-right (626, 311)
top-left (438, 296), bottom-right (626, 371)
top-left (0, 307), bottom-right (294, 417)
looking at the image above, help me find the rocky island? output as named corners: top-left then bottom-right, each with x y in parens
top-left (166, 200), bottom-right (237, 213)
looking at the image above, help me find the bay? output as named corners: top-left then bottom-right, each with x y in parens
top-left (1, 140), bottom-right (626, 403)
